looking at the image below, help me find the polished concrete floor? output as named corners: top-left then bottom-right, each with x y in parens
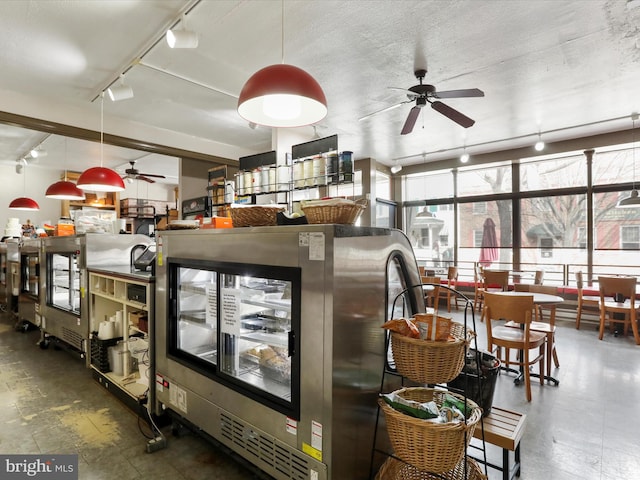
top-left (1, 307), bottom-right (639, 480)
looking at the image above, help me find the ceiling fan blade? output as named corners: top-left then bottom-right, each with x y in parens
top-left (359, 99), bottom-right (413, 121)
top-left (431, 101), bottom-right (475, 128)
top-left (401, 106), bottom-right (421, 135)
top-left (137, 175), bottom-right (155, 183)
top-left (434, 88), bottom-right (484, 99)
top-left (138, 173), bottom-right (166, 178)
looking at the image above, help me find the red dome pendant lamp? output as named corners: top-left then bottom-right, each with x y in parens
top-left (9, 162), bottom-right (40, 211)
top-left (77, 92), bottom-right (125, 192)
top-left (237, 1), bottom-right (327, 128)
top-left (46, 139), bottom-right (86, 200)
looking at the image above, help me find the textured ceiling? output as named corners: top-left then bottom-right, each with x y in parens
top-left (0, 0), bottom-right (639, 180)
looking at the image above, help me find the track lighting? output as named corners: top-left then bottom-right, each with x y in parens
top-left (534, 133), bottom-right (545, 151)
top-left (166, 15), bottom-right (198, 49)
top-left (15, 164), bottom-right (23, 174)
top-left (29, 148), bottom-right (47, 158)
top-left (107, 75), bottom-right (134, 102)
top-left (390, 163), bottom-right (403, 174)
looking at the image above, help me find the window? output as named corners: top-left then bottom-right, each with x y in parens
top-left (621, 226), bottom-right (640, 249)
top-left (473, 202), bottom-right (487, 214)
top-left (473, 230), bottom-right (483, 247)
top-left (458, 161), bottom-right (512, 196)
top-left (519, 153), bottom-right (586, 191)
top-left (404, 171), bottom-right (454, 202)
top-left (577, 227), bottom-right (586, 250)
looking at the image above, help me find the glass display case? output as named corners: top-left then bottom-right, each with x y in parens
top-left (168, 260), bottom-right (300, 415)
top-left (47, 250), bottom-right (80, 314)
top-left (154, 225), bottom-right (424, 480)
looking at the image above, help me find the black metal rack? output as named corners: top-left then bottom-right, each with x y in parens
top-left (369, 283), bottom-right (489, 480)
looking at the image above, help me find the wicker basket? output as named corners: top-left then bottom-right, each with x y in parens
top-left (376, 456), bottom-right (487, 480)
top-left (378, 387), bottom-right (482, 474)
top-left (390, 320), bottom-right (474, 384)
top-left (230, 206), bottom-right (284, 227)
top-left (301, 199), bottom-right (366, 224)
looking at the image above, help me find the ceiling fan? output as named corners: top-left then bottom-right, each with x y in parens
top-left (123, 161), bottom-right (166, 183)
top-left (359, 68), bottom-right (484, 135)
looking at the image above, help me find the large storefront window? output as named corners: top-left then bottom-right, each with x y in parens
top-left (458, 162), bottom-right (512, 196)
top-left (406, 204), bottom-right (454, 267)
top-left (519, 153), bottom-right (586, 190)
top-left (404, 171), bottom-right (453, 202)
top-left (458, 199), bottom-right (512, 268)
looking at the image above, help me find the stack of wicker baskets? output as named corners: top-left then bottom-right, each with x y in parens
top-left (377, 315), bottom-right (484, 480)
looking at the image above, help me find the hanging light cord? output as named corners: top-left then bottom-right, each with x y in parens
top-left (281, 0), bottom-right (285, 64)
top-left (632, 115), bottom-right (637, 190)
top-left (100, 92), bottom-right (105, 167)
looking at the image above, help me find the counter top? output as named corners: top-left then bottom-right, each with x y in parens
top-left (88, 265), bottom-right (154, 283)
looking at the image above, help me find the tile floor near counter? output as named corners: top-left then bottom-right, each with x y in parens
top-left (1, 309), bottom-right (640, 480)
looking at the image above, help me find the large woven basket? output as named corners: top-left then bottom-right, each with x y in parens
top-left (301, 199), bottom-right (366, 224)
top-left (376, 456), bottom-right (487, 480)
top-left (230, 206), bottom-right (284, 227)
top-left (390, 320), bottom-right (474, 384)
top-left (378, 387), bottom-right (482, 474)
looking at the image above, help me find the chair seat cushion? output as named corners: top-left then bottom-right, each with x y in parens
top-left (492, 325), bottom-right (546, 345)
top-left (504, 320), bottom-right (555, 333)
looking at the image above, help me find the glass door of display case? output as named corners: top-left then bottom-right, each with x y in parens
top-left (20, 251), bottom-right (40, 300)
top-left (167, 259), bottom-right (301, 418)
top-left (46, 251), bottom-right (81, 314)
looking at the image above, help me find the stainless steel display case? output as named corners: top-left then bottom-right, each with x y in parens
top-left (40, 234), bottom-right (152, 363)
top-left (17, 238), bottom-right (42, 330)
top-left (154, 225), bottom-right (424, 480)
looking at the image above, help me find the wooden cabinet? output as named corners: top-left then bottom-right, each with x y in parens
top-left (60, 172), bottom-right (120, 218)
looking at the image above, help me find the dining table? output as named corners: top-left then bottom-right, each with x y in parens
top-left (492, 290), bottom-right (564, 386)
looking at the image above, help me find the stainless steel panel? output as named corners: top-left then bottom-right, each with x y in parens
top-left (154, 226), bottom-right (422, 480)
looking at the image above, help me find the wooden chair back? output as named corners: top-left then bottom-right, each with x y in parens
top-left (575, 270), bottom-right (585, 291)
top-left (421, 275), bottom-right (442, 310)
top-left (534, 270), bottom-right (544, 285)
top-left (598, 276), bottom-right (637, 302)
top-left (483, 291), bottom-right (534, 325)
top-left (514, 283), bottom-right (530, 292)
top-left (483, 270), bottom-right (509, 291)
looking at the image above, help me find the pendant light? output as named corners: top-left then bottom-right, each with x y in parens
top-left (237, 1), bottom-right (327, 128)
top-left (9, 162), bottom-right (40, 211)
top-left (77, 92), bottom-right (125, 192)
top-left (617, 113), bottom-right (640, 208)
top-left (46, 138), bottom-right (86, 200)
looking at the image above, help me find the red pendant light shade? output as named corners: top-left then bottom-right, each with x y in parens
top-left (77, 166), bottom-right (125, 192)
top-left (9, 197), bottom-right (40, 211)
top-left (45, 180), bottom-right (86, 200)
top-left (237, 64), bottom-right (327, 128)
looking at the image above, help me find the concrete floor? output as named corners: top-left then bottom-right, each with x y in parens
top-left (1, 307), bottom-right (640, 480)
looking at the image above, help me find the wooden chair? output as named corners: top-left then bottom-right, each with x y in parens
top-left (437, 266), bottom-right (459, 312)
top-left (534, 270), bottom-right (544, 285)
top-left (482, 291), bottom-right (546, 402)
top-left (597, 276), bottom-right (640, 345)
top-left (575, 271), bottom-right (600, 330)
top-left (421, 276), bottom-right (441, 313)
top-left (505, 284), bottom-right (560, 379)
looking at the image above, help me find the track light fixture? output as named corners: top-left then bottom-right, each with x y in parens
top-left (534, 133), bottom-right (545, 151)
top-left (390, 162), bottom-right (403, 174)
top-left (107, 75), bottom-right (134, 102)
top-left (166, 14), bottom-right (198, 49)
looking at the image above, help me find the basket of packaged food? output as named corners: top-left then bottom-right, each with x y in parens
top-left (376, 456), bottom-right (487, 480)
top-left (300, 198), bottom-right (366, 224)
top-left (229, 205), bottom-right (285, 227)
top-left (378, 387), bottom-right (482, 474)
top-left (382, 315), bottom-right (474, 384)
